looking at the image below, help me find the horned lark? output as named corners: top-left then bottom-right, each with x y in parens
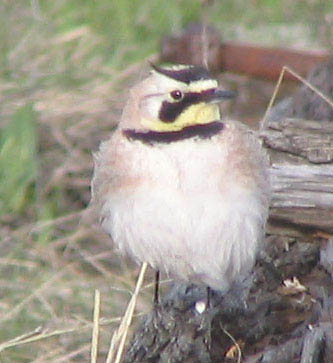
top-left (92, 64), bottom-right (270, 300)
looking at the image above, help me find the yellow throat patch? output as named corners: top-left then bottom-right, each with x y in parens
top-left (141, 103), bottom-right (220, 132)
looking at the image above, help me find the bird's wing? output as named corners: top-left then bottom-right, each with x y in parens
top-left (90, 130), bottom-right (127, 222)
top-left (215, 120), bottom-right (271, 208)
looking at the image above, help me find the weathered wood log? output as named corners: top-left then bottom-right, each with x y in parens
top-left (300, 326), bottom-right (325, 363)
top-left (260, 117), bottom-right (333, 235)
top-left (262, 118), bottom-right (333, 163)
top-left (261, 57), bottom-right (333, 235)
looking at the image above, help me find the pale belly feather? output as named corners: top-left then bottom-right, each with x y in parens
top-left (102, 138), bottom-right (264, 291)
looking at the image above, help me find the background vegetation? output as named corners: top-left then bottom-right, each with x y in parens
top-left (0, 0), bottom-right (332, 361)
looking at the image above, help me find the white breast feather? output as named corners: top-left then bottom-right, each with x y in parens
top-left (100, 132), bottom-right (268, 292)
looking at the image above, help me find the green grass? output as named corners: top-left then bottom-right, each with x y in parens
top-left (0, 0), bottom-right (332, 361)
top-left (0, 104), bottom-right (37, 215)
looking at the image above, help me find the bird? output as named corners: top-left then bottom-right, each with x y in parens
top-left (91, 63), bottom-right (270, 304)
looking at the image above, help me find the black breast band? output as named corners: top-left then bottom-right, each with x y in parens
top-left (123, 121), bottom-right (223, 145)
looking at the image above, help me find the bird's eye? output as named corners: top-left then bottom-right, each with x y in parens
top-left (170, 90), bottom-right (183, 101)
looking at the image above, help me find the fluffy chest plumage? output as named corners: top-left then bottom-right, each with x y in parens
top-left (99, 134), bottom-right (265, 291)
top-left (126, 137), bottom-right (226, 195)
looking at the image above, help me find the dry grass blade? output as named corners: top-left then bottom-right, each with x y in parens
top-left (106, 262), bottom-right (148, 363)
top-left (220, 324), bottom-right (242, 363)
top-left (53, 343), bottom-right (91, 363)
top-left (0, 265), bottom-right (72, 325)
top-left (0, 327), bottom-right (42, 353)
top-left (261, 65), bottom-right (286, 129)
top-left (261, 65), bottom-right (333, 128)
top-left (0, 315), bottom-right (126, 354)
top-left (0, 326), bottom-right (78, 352)
top-left (31, 347), bottom-right (64, 363)
top-left (285, 66), bottom-right (333, 109)
top-left (200, 1), bottom-right (213, 69)
top-left (29, 211), bottom-right (83, 234)
top-left (8, 210), bottom-right (83, 239)
top-left (0, 258), bottom-right (38, 268)
top-left (91, 289), bottom-right (101, 363)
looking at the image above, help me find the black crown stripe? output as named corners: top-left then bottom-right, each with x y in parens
top-left (151, 64), bottom-right (213, 84)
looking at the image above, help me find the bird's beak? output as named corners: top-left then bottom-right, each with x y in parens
top-left (208, 89), bottom-right (236, 103)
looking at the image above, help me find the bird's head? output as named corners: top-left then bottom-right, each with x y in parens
top-left (120, 64), bottom-right (235, 132)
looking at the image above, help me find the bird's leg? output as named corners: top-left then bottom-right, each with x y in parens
top-left (206, 287), bottom-right (211, 309)
top-left (154, 270), bottom-right (160, 305)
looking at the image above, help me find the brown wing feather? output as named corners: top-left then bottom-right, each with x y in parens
top-left (216, 120), bottom-right (271, 209)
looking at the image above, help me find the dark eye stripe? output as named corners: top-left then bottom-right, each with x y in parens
top-left (159, 89), bottom-right (216, 123)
